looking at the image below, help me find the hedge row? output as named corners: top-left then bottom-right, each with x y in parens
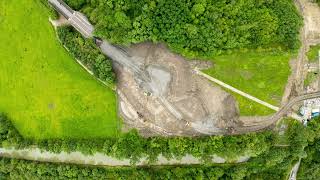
top-left (2, 117), bottom-right (317, 179)
top-left (57, 27), bottom-right (115, 84)
top-left (1, 114), bottom-right (274, 164)
top-left (67, 0), bottom-right (302, 58)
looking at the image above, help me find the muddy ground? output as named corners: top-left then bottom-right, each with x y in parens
top-left (116, 43), bottom-right (241, 136)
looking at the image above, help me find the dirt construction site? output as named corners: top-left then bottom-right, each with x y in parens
top-left (45, 0), bottom-right (320, 137)
top-left (116, 43), bottom-right (242, 136)
top-left (50, 0), bottom-right (320, 136)
top-left (116, 0), bottom-right (320, 136)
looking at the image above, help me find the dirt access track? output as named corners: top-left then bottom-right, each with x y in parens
top-left (301, 0), bottom-right (320, 41)
top-left (116, 43), bottom-right (244, 136)
top-left (296, 0), bottom-right (320, 93)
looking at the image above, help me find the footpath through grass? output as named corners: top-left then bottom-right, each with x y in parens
top-left (0, 0), bottom-right (118, 139)
top-left (203, 50), bottom-right (292, 116)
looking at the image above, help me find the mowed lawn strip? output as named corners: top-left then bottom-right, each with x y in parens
top-left (0, 0), bottom-right (118, 139)
top-left (203, 50), bottom-right (292, 112)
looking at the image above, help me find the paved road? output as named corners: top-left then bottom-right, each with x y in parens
top-left (49, 0), bottom-right (93, 38)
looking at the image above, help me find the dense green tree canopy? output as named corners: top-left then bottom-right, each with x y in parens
top-left (2, 117), bottom-right (319, 179)
top-left (57, 27), bottom-right (115, 83)
top-left (66, 0), bottom-right (302, 58)
top-left (0, 114), bottom-right (274, 163)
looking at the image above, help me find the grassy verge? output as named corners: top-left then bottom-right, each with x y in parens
top-left (307, 44), bottom-right (320, 62)
top-left (304, 72), bottom-right (318, 87)
top-left (211, 83), bottom-right (275, 116)
top-left (230, 92), bottom-right (275, 116)
top-left (203, 50), bottom-right (292, 111)
top-left (304, 44), bottom-right (320, 88)
top-left (0, 0), bottom-right (118, 139)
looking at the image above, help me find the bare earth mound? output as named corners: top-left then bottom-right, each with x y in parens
top-left (116, 43), bottom-right (241, 136)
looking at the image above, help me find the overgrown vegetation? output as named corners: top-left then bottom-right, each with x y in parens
top-left (298, 119), bottom-right (320, 179)
top-left (65, 0), bottom-right (302, 58)
top-left (304, 45), bottom-right (320, 88)
top-left (298, 140), bottom-right (320, 179)
top-left (2, 116), bottom-right (319, 179)
top-left (307, 44), bottom-right (320, 62)
top-left (0, 0), bottom-right (118, 139)
top-left (304, 72), bottom-right (318, 87)
top-left (57, 27), bottom-right (115, 84)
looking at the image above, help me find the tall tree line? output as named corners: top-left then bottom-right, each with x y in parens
top-left (0, 114), bottom-right (275, 164)
top-left (65, 0), bottom-right (302, 58)
top-left (57, 27), bottom-right (115, 84)
top-left (2, 117), bottom-right (319, 179)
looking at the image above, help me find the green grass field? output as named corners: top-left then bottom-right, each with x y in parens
top-left (307, 44), bottom-right (320, 62)
top-left (0, 0), bottom-right (118, 139)
top-left (210, 82), bottom-right (275, 116)
top-left (229, 91), bottom-right (275, 116)
top-left (203, 50), bottom-right (292, 116)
